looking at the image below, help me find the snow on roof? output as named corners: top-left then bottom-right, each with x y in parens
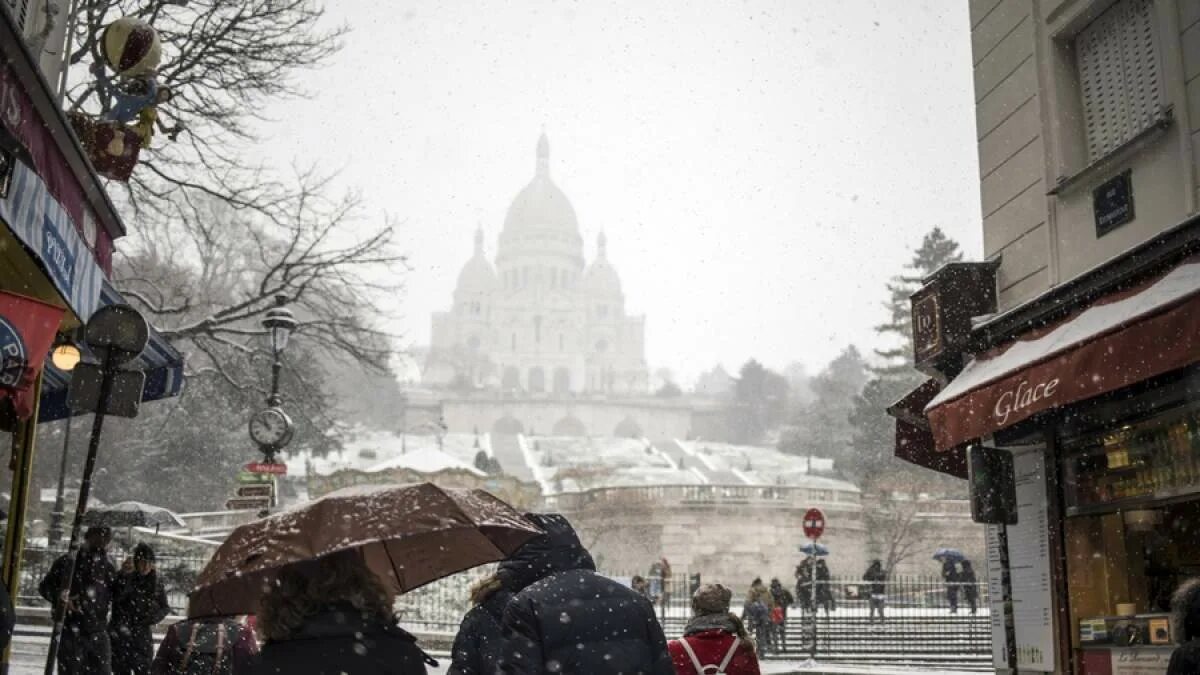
top-left (520, 436), bottom-right (857, 494)
top-left (368, 447), bottom-right (484, 476)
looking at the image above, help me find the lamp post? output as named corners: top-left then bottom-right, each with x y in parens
top-left (47, 341), bottom-right (82, 547)
top-left (262, 295), bottom-right (296, 407)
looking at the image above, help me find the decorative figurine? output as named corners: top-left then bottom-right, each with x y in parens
top-left (68, 17), bottom-right (179, 181)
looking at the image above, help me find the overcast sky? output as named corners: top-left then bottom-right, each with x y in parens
top-left (257, 0), bottom-right (983, 384)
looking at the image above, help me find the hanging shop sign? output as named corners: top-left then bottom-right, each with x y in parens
top-left (0, 291), bottom-right (63, 419)
top-left (909, 261), bottom-right (999, 378)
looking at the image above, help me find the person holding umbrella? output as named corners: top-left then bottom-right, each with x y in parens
top-left (110, 543), bottom-right (170, 675)
top-left (934, 549), bottom-right (966, 615)
top-left (960, 560), bottom-right (979, 615)
top-left (246, 549), bottom-right (436, 674)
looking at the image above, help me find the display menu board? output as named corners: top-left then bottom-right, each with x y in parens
top-left (985, 525), bottom-right (1008, 671)
top-left (1010, 450), bottom-right (1055, 671)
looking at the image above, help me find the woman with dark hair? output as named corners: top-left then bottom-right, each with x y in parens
top-left (245, 550), bottom-right (435, 674)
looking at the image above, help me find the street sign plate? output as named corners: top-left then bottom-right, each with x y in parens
top-left (244, 462), bottom-right (288, 475)
top-left (67, 364), bottom-right (145, 418)
top-left (236, 471), bottom-right (273, 484)
top-left (226, 497), bottom-right (270, 511)
top-left (803, 507), bottom-right (825, 540)
top-left (236, 485), bottom-right (272, 498)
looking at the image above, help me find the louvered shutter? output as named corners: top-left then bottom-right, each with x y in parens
top-left (1076, 0), bottom-right (1162, 162)
top-left (2, 0), bottom-right (31, 32)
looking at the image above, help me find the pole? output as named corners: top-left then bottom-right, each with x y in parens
top-left (809, 550), bottom-right (817, 662)
top-left (1, 374), bottom-right (43, 675)
top-left (44, 351), bottom-right (114, 675)
top-left (48, 416), bottom-right (73, 546)
top-left (268, 356), bottom-right (282, 406)
top-left (997, 524), bottom-right (1018, 675)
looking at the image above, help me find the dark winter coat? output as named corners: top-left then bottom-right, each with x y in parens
top-left (244, 604), bottom-right (434, 675)
top-left (1169, 579), bottom-right (1200, 675)
top-left (111, 570), bottom-right (170, 630)
top-left (668, 614), bottom-right (760, 675)
top-left (862, 563), bottom-right (886, 596)
top-left (449, 587), bottom-right (512, 675)
top-left (768, 581), bottom-right (793, 617)
top-left (497, 513), bottom-right (674, 675)
top-left (0, 581), bottom-right (13, 653)
top-left (39, 548), bottom-right (117, 634)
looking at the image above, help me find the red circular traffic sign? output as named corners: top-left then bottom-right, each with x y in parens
top-left (803, 508), bottom-right (826, 540)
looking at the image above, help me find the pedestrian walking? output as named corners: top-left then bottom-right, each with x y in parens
top-left (39, 525), bottom-right (118, 674)
top-left (768, 578), bottom-right (793, 652)
top-left (794, 558), bottom-right (813, 613)
top-left (742, 578), bottom-right (774, 655)
top-left (151, 614), bottom-right (258, 674)
top-left (960, 560), bottom-right (979, 615)
top-left (497, 513), bottom-right (673, 674)
top-left (245, 549), bottom-right (436, 674)
top-left (667, 583), bottom-right (760, 675)
top-left (862, 560), bottom-right (887, 626)
top-left (814, 560), bottom-right (836, 615)
top-left (110, 543), bottom-right (171, 675)
top-left (942, 560), bottom-right (960, 614)
top-left (633, 575), bottom-right (653, 600)
top-left (448, 573), bottom-right (512, 675)
top-left (1169, 578), bottom-right (1200, 675)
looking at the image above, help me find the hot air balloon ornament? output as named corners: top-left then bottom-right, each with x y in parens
top-left (68, 17), bottom-right (178, 181)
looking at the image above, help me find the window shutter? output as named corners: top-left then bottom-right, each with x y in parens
top-left (1076, 0), bottom-right (1162, 162)
top-left (2, 0), bottom-right (31, 32)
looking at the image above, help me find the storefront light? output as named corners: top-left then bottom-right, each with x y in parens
top-left (50, 343), bottom-right (81, 371)
top-left (1122, 509), bottom-right (1163, 532)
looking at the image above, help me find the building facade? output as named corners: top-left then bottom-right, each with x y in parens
top-left (426, 134), bottom-right (649, 396)
top-left (892, 2), bottom-right (1200, 673)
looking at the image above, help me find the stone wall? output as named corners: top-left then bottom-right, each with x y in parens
top-left (558, 488), bottom-right (986, 586)
top-left (441, 396), bottom-right (695, 439)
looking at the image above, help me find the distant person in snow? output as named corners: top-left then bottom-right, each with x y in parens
top-left (862, 560), bottom-right (887, 625)
top-left (110, 543), bottom-right (171, 675)
top-left (668, 583), bottom-right (760, 675)
top-left (814, 560), bottom-right (836, 615)
top-left (942, 560), bottom-right (960, 614)
top-left (768, 579), bottom-right (793, 651)
top-left (960, 560), bottom-right (979, 615)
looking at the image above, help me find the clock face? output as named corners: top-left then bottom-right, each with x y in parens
top-left (249, 408), bottom-right (293, 447)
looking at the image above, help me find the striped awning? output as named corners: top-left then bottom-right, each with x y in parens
top-left (37, 281), bottom-right (185, 422)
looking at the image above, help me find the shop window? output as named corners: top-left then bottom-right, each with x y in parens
top-left (1075, 0), bottom-right (1162, 163)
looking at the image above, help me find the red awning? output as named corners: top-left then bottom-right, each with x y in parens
top-left (888, 378), bottom-right (967, 479)
top-left (925, 255), bottom-right (1200, 451)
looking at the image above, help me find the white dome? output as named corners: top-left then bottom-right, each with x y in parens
top-left (583, 232), bottom-right (623, 296)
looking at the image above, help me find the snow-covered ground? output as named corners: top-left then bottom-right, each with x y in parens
top-left (282, 428), bottom-right (490, 477)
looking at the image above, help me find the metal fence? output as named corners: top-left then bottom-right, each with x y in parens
top-left (18, 546), bottom-right (211, 614)
top-left (13, 550), bottom-right (994, 670)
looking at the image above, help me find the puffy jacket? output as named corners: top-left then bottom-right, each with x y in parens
top-left (498, 513), bottom-right (674, 675)
top-left (243, 604), bottom-right (434, 674)
top-left (449, 587), bottom-right (512, 675)
top-left (668, 630), bottom-right (760, 675)
top-left (111, 570), bottom-right (171, 629)
top-left (38, 548), bottom-right (117, 634)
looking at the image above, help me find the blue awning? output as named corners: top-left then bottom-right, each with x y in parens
top-left (38, 282), bottom-right (186, 422)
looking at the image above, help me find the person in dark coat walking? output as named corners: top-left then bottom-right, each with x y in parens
top-left (40, 526), bottom-right (118, 674)
top-left (667, 583), bottom-right (760, 675)
top-left (111, 544), bottom-right (171, 675)
top-left (814, 560), bottom-right (836, 614)
top-left (1169, 579), bottom-right (1200, 675)
top-left (497, 512), bottom-right (674, 675)
top-left (767, 579), bottom-right (793, 651)
top-left (245, 549), bottom-right (436, 675)
top-left (959, 560), bottom-right (979, 615)
top-left (862, 560), bottom-right (887, 625)
top-left (794, 558), bottom-right (813, 613)
top-left (448, 573), bottom-right (512, 675)
top-left (942, 560), bottom-right (960, 614)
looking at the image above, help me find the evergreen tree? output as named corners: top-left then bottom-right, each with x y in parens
top-left (873, 227), bottom-right (963, 379)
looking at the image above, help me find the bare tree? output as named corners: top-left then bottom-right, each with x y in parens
top-left (865, 494), bottom-right (929, 574)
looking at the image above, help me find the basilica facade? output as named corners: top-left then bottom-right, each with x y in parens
top-left (425, 135), bottom-right (649, 396)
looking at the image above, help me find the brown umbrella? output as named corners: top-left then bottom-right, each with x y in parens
top-left (187, 483), bottom-right (541, 617)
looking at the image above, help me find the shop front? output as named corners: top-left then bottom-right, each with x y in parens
top-left (892, 222), bottom-right (1200, 674)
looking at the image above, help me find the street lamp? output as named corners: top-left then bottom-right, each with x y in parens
top-left (48, 337), bottom-right (81, 547)
top-left (247, 295), bottom-right (296, 465)
top-left (261, 295), bottom-right (297, 406)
